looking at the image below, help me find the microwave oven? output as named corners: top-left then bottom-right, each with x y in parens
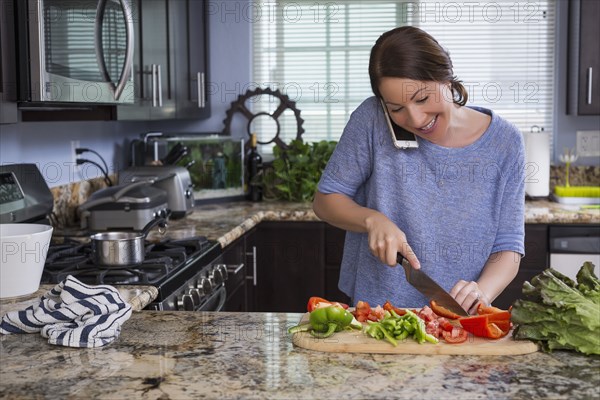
top-left (16, 0), bottom-right (134, 104)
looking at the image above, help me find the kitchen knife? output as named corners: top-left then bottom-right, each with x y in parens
top-left (397, 253), bottom-right (469, 316)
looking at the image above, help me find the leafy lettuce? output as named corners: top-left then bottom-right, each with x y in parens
top-left (511, 262), bottom-right (600, 355)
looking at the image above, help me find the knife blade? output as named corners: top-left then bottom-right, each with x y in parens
top-left (396, 253), bottom-right (469, 316)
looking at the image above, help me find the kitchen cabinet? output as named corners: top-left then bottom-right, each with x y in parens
top-left (117, 0), bottom-right (209, 121)
top-left (239, 221), bottom-right (548, 312)
top-left (0, 0), bottom-right (17, 124)
top-left (568, 0), bottom-right (600, 115)
top-left (251, 222), bottom-right (325, 312)
top-left (117, 0), bottom-right (176, 120)
top-left (494, 224), bottom-right (548, 309)
top-left (172, 0), bottom-right (210, 119)
top-left (324, 224), bottom-right (351, 304)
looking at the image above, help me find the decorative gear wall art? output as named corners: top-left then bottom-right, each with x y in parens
top-left (221, 87), bottom-right (305, 150)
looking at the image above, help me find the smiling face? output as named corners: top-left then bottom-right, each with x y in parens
top-left (379, 77), bottom-right (457, 145)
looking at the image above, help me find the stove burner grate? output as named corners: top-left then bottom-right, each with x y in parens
top-left (42, 236), bottom-right (212, 286)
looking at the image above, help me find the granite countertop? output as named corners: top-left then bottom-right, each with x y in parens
top-left (0, 311), bottom-right (598, 399)
top-left (0, 285), bottom-right (157, 316)
top-left (147, 199), bottom-right (600, 248)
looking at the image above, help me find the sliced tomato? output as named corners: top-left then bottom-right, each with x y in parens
top-left (353, 300), bottom-right (371, 322)
top-left (430, 300), bottom-right (462, 320)
top-left (442, 327), bottom-right (468, 344)
top-left (437, 317), bottom-right (455, 332)
top-left (417, 305), bottom-right (437, 323)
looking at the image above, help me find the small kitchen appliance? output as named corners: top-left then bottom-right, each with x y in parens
top-left (118, 166), bottom-right (194, 218)
top-left (78, 181), bottom-right (169, 231)
top-left (16, 0), bottom-right (134, 104)
top-left (3, 163), bottom-right (232, 312)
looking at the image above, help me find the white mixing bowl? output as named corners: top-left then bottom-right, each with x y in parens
top-left (0, 223), bottom-right (53, 299)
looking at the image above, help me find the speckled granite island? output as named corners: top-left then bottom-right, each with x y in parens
top-left (1, 311), bottom-right (599, 399)
top-left (2, 200), bottom-right (598, 398)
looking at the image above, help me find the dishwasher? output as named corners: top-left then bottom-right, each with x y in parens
top-left (549, 225), bottom-right (600, 280)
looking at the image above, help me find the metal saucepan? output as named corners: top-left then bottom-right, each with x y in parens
top-left (90, 217), bottom-right (167, 266)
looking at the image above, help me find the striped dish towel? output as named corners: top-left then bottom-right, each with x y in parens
top-left (0, 275), bottom-right (132, 348)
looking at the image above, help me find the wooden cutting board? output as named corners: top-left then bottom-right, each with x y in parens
top-left (290, 313), bottom-right (538, 355)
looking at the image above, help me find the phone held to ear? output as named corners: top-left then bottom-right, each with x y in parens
top-left (380, 98), bottom-right (419, 149)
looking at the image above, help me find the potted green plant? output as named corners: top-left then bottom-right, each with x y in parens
top-left (261, 139), bottom-right (337, 202)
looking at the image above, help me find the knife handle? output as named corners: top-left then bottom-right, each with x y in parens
top-left (397, 252), bottom-right (408, 265)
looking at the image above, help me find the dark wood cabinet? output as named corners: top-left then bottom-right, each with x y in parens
top-left (568, 0), bottom-right (600, 115)
top-left (118, 0), bottom-right (176, 120)
top-left (251, 221), bottom-right (326, 312)
top-left (0, 0), bottom-right (17, 124)
top-left (117, 0), bottom-right (209, 121)
top-left (494, 224), bottom-right (549, 309)
top-left (231, 221), bottom-right (549, 312)
top-left (173, 0), bottom-right (210, 119)
top-left (324, 224), bottom-right (351, 304)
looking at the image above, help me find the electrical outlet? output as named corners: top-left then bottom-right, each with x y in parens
top-left (71, 140), bottom-right (80, 170)
top-left (576, 130), bottom-right (600, 157)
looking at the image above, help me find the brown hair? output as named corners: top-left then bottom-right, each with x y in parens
top-left (369, 26), bottom-right (468, 106)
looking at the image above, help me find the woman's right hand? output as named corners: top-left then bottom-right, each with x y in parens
top-left (365, 211), bottom-right (420, 269)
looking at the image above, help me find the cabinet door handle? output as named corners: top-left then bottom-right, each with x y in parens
top-left (157, 64), bottom-right (163, 107)
top-left (245, 246), bottom-right (257, 286)
top-left (152, 64), bottom-right (157, 107)
top-left (197, 72), bottom-right (206, 109)
top-left (587, 67), bottom-right (593, 105)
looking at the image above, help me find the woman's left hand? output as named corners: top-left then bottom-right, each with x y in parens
top-left (449, 280), bottom-right (490, 315)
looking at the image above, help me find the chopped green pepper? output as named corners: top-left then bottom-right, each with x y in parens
top-left (288, 305), bottom-right (360, 338)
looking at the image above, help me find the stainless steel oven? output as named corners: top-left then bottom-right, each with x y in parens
top-left (16, 0), bottom-right (134, 103)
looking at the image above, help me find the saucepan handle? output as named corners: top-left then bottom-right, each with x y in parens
top-left (140, 217), bottom-right (168, 237)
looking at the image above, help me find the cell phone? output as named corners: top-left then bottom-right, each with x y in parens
top-left (380, 98), bottom-right (419, 149)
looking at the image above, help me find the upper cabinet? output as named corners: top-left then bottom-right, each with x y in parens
top-left (568, 0), bottom-right (600, 115)
top-left (173, 0), bottom-right (210, 120)
top-left (117, 0), bottom-right (209, 121)
top-left (0, 0), bottom-right (17, 124)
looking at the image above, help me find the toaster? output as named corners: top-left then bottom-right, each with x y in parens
top-left (119, 166), bottom-right (194, 219)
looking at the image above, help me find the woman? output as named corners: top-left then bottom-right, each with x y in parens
top-left (313, 26), bottom-right (525, 313)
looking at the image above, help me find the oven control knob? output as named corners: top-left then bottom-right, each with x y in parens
top-left (176, 293), bottom-right (194, 311)
top-left (188, 288), bottom-right (202, 305)
top-left (209, 269), bottom-right (223, 287)
top-left (216, 264), bottom-right (228, 281)
top-left (197, 277), bottom-right (212, 295)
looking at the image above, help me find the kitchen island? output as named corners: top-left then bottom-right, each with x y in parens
top-left (150, 198), bottom-right (600, 247)
top-left (0, 311), bottom-right (598, 399)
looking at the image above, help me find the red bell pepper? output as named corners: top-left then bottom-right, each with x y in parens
top-left (306, 296), bottom-right (349, 312)
top-left (458, 306), bottom-right (512, 339)
top-left (429, 300), bottom-right (462, 320)
top-left (383, 300), bottom-right (407, 316)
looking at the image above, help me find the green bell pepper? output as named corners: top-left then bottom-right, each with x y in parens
top-left (288, 305), bottom-right (359, 338)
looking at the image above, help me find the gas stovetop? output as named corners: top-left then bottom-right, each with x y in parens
top-left (42, 236), bottom-right (222, 302)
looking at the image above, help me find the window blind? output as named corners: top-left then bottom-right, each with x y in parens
top-left (252, 0), bottom-right (555, 154)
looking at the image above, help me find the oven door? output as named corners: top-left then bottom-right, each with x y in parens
top-left (20, 0), bottom-right (134, 103)
top-left (197, 286), bottom-right (227, 312)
